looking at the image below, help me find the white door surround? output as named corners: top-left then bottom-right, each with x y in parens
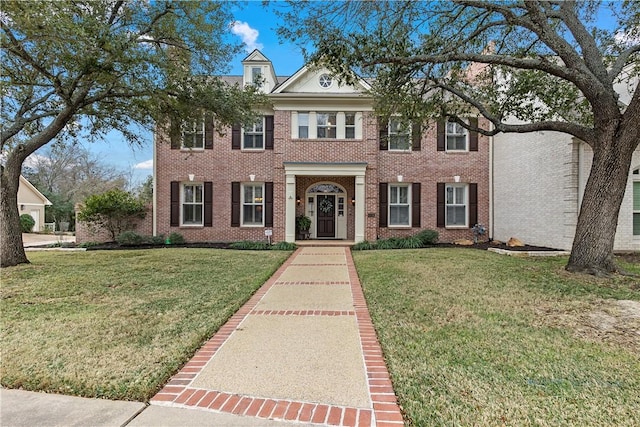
top-left (284, 162), bottom-right (367, 243)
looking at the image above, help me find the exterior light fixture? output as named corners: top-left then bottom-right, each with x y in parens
top-left (296, 195), bottom-right (301, 205)
top-left (249, 174), bottom-right (256, 182)
top-left (454, 175), bottom-right (461, 183)
top-left (188, 174), bottom-right (195, 182)
top-left (351, 196), bottom-right (355, 206)
top-left (397, 175), bottom-right (403, 182)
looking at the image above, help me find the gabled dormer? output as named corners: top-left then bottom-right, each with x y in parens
top-left (242, 50), bottom-right (277, 94)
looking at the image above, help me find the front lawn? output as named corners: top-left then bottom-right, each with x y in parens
top-left (353, 249), bottom-right (640, 426)
top-left (1, 249), bottom-right (291, 401)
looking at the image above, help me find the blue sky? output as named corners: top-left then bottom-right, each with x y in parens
top-left (56, 1), bottom-right (303, 187)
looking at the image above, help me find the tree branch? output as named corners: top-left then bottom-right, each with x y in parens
top-left (610, 44), bottom-right (640, 81)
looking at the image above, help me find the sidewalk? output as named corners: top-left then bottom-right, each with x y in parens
top-left (1, 246), bottom-right (404, 427)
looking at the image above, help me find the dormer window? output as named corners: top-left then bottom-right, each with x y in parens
top-left (319, 74), bottom-right (333, 88)
top-left (251, 67), bottom-right (262, 86)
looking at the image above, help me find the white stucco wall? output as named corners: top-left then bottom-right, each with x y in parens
top-left (493, 131), bottom-right (579, 250)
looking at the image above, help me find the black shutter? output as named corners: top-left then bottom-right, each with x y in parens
top-left (204, 114), bottom-right (214, 149)
top-left (412, 182), bottom-right (421, 227)
top-left (265, 115), bottom-right (274, 150)
top-left (469, 183), bottom-right (478, 227)
top-left (170, 181), bottom-right (180, 226)
top-left (469, 117), bottom-right (478, 151)
top-left (231, 123), bottom-right (241, 150)
top-left (411, 122), bottom-right (421, 151)
top-left (264, 182), bottom-right (274, 227)
top-left (437, 182), bottom-right (445, 227)
top-left (379, 183), bottom-right (388, 227)
top-left (437, 119), bottom-right (445, 151)
top-left (231, 182), bottom-right (240, 227)
top-left (204, 181), bottom-right (213, 227)
top-left (170, 118), bottom-right (181, 149)
top-left (379, 118), bottom-right (388, 151)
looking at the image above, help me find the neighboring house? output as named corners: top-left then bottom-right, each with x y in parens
top-left (17, 175), bottom-right (52, 232)
top-left (154, 50), bottom-right (490, 243)
top-left (492, 135), bottom-right (640, 251)
top-left (492, 68), bottom-right (640, 251)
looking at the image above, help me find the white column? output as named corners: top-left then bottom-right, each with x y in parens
top-left (355, 174), bottom-right (366, 242)
top-left (336, 112), bottom-right (346, 139)
top-left (309, 112), bottom-right (317, 139)
top-left (285, 174), bottom-right (297, 242)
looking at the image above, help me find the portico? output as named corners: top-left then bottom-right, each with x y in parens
top-left (284, 162), bottom-right (367, 243)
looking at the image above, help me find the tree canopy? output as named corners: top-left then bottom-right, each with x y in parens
top-left (277, 0), bottom-right (639, 275)
top-left (1, 0), bottom-right (264, 267)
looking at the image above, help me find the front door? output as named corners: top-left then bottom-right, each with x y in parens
top-left (316, 195), bottom-right (336, 238)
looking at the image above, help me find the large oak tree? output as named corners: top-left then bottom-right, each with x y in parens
top-left (278, 0), bottom-right (639, 275)
top-left (1, 1), bottom-right (262, 267)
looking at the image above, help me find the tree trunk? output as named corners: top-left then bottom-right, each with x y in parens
top-left (1, 164), bottom-right (29, 268)
top-left (567, 132), bottom-right (636, 276)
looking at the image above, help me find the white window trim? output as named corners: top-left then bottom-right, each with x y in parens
top-left (292, 111), bottom-right (363, 140)
top-left (388, 184), bottom-right (411, 228)
top-left (445, 183), bottom-right (468, 228)
top-left (445, 119), bottom-right (469, 152)
top-left (388, 118), bottom-right (412, 152)
top-left (242, 117), bottom-right (265, 151)
top-left (181, 119), bottom-right (205, 150)
top-left (241, 182), bottom-right (265, 227)
top-left (181, 183), bottom-right (204, 227)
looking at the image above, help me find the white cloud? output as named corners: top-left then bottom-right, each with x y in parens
top-left (133, 159), bottom-right (153, 169)
top-left (230, 21), bottom-right (263, 52)
top-left (23, 153), bottom-right (50, 168)
top-left (614, 29), bottom-right (640, 46)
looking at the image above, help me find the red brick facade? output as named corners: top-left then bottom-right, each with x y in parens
top-left (155, 109), bottom-right (490, 243)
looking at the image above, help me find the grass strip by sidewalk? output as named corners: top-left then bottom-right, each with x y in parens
top-left (353, 249), bottom-right (640, 426)
top-left (1, 248), bottom-right (291, 401)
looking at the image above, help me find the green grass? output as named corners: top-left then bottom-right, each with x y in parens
top-left (1, 249), bottom-right (291, 401)
top-left (353, 249), bottom-right (640, 426)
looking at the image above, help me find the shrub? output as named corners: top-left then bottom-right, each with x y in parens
top-left (352, 240), bottom-right (377, 251)
top-left (117, 231), bottom-right (145, 246)
top-left (397, 235), bottom-right (424, 249)
top-left (148, 235), bottom-right (165, 245)
top-left (230, 240), bottom-right (271, 250)
top-left (167, 232), bottom-right (185, 244)
top-left (271, 241), bottom-right (297, 251)
top-left (415, 229), bottom-right (439, 245)
top-left (19, 214), bottom-right (35, 233)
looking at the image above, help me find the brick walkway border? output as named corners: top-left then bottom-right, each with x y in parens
top-left (150, 247), bottom-right (404, 427)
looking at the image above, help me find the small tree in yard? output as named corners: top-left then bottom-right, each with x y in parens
top-left (78, 189), bottom-right (147, 242)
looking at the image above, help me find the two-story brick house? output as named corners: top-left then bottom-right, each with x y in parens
top-left (153, 50), bottom-right (490, 243)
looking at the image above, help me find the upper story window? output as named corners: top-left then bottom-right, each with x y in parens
top-left (446, 184), bottom-right (467, 227)
top-left (182, 119), bottom-right (205, 149)
top-left (446, 120), bottom-right (468, 151)
top-left (298, 112), bottom-right (309, 138)
top-left (319, 74), bottom-right (333, 88)
top-left (345, 113), bottom-right (356, 139)
top-left (243, 118), bottom-right (264, 150)
top-left (242, 183), bottom-right (264, 226)
top-left (317, 112), bottom-right (337, 139)
top-left (389, 184), bottom-right (410, 227)
top-left (293, 111), bottom-right (361, 139)
top-left (389, 119), bottom-right (411, 151)
top-left (182, 183), bottom-right (203, 225)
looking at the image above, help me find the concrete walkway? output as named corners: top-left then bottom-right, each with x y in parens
top-left (1, 247), bottom-right (403, 427)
